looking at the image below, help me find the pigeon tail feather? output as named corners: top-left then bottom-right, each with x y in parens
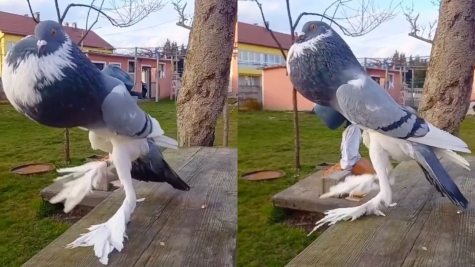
top-left (415, 144), bottom-right (469, 209)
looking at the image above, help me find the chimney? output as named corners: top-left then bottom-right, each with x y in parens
top-left (33, 12), bottom-right (40, 22)
top-left (253, 23), bottom-right (258, 26)
top-left (24, 14), bottom-right (29, 17)
top-left (294, 32), bottom-right (298, 36)
top-left (65, 22), bottom-right (69, 27)
top-left (265, 21), bottom-right (269, 28)
top-left (72, 22), bottom-right (77, 29)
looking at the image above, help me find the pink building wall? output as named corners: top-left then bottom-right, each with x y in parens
top-left (87, 52), bottom-right (173, 99)
top-left (230, 20), bottom-right (238, 94)
top-left (261, 66), bottom-right (404, 111)
top-left (262, 67), bottom-right (315, 111)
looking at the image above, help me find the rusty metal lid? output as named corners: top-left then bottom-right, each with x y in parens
top-left (241, 169), bottom-right (286, 181)
top-left (10, 163), bottom-right (56, 175)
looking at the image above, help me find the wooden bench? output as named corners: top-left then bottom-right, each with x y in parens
top-left (285, 157), bottom-right (475, 267)
top-left (22, 146), bottom-right (237, 267)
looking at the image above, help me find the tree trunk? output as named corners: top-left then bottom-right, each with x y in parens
top-left (418, 0), bottom-right (475, 134)
top-left (176, 0), bottom-right (237, 146)
top-left (63, 128), bottom-right (71, 163)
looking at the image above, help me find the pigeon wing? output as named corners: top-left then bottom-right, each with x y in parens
top-left (335, 82), bottom-right (428, 139)
top-left (100, 75), bottom-right (163, 139)
top-left (335, 82), bottom-right (469, 153)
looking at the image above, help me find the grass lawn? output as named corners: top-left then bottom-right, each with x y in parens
top-left (0, 100), bottom-right (237, 267)
top-left (238, 109), bottom-right (475, 267)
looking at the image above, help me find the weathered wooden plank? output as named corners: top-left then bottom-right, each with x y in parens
top-left (22, 147), bottom-right (237, 267)
top-left (272, 171), bottom-right (377, 213)
top-left (286, 157), bottom-right (475, 267)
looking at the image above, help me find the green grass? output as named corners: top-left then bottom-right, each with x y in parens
top-left (0, 100), bottom-right (237, 267)
top-left (237, 110), bottom-right (475, 267)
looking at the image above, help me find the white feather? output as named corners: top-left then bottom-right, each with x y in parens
top-left (408, 123), bottom-right (471, 154)
top-left (1, 36), bottom-right (76, 110)
top-left (434, 148), bottom-right (470, 170)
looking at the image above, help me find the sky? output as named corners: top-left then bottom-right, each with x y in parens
top-left (238, 0), bottom-right (439, 58)
top-left (0, 0), bottom-right (438, 58)
top-left (0, 0), bottom-right (193, 49)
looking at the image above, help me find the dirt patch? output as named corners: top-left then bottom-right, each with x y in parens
top-left (51, 205), bottom-right (94, 225)
top-left (283, 209), bottom-right (329, 233)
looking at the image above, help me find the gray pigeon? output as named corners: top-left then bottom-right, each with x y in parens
top-left (1, 20), bottom-right (189, 265)
top-left (286, 21), bottom-right (471, 233)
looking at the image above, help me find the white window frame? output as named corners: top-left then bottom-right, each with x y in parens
top-left (91, 61), bottom-right (107, 70)
top-left (127, 60), bottom-right (136, 74)
top-left (108, 62), bottom-right (121, 68)
top-left (158, 63), bottom-right (166, 78)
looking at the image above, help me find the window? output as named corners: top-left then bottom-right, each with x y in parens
top-left (128, 60), bottom-right (135, 73)
top-left (6, 41), bottom-right (16, 53)
top-left (108, 62), bottom-right (121, 68)
top-left (92, 62), bottom-right (105, 70)
top-left (238, 50), bottom-right (284, 68)
top-left (158, 63), bottom-right (166, 78)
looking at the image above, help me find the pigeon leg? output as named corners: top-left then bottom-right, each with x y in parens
top-left (50, 161), bottom-right (110, 213)
top-left (308, 141), bottom-right (393, 235)
top-left (66, 142), bottom-right (137, 265)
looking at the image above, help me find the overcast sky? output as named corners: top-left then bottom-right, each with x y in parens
top-left (0, 0), bottom-right (438, 58)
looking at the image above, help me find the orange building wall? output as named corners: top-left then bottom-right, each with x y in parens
top-left (87, 53), bottom-right (173, 99)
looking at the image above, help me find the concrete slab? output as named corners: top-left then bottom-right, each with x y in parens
top-left (40, 175), bottom-right (114, 208)
top-left (271, 170), bottom-right (377, 214)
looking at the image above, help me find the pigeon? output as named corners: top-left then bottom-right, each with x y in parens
top-left (286, 21), bottom-right (471, 235)
top-left (1, 20), bottom-right (190, 265)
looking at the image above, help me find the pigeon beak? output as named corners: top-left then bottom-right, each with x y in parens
top-left (295, 32), bottom-right (305, 42)
top-left (37, 40), bottom-right (47, 55)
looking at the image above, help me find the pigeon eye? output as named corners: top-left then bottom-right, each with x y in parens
top-left (310, 24), bottom-right (317, 31)
top-left (51, 29), bottom-right (57, 36)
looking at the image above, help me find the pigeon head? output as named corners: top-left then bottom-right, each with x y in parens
top-left (295, 21), bottom-right (333, 43)
top-left (34, 20), bottom-right (68, 57)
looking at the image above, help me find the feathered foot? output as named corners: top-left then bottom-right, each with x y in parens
top-left (308, 193), bottom-right (387, 236)
top-left (66, 198), bottom-right (136, 265)
top-left (320, 174), bottom-right (378, 199)
top-left (50, 161), bottom-right (109, 213)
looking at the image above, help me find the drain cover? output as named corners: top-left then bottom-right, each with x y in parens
top-left (11, 163), bottom-right (56, 175)
top-left (241, 170), bottom-right (286, 181)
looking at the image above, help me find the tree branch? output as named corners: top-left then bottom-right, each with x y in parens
top-left (77, 0), bottom-right (106, 46)
top-left (403, 2), bottom-right (439, 44)
top-left (26, 0), bottom-right (39, 23)
top-left (60, 0), bottom-right (165, 27)
top-left (172, 0), bottom-right (193, 29)
top-left (54, 0), bottom-right (62, 22)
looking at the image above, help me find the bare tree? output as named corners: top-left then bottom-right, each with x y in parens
top-left (25, 0), bottom-right (165, 162)
top-left (418, 0), bottom-right (475, 134)
top-left (252, 0), bottom-right (399, 170)
top-left (403, 1), bottom-right (440, 44)
top-left (176, 0), bottom-right (237, 146)
top-left (171, 0), bottom-right (193, 30)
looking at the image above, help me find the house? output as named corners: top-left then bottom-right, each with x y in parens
top-left (0, 11), bottom-right (114, 73)
top-left (260, 65), bottom-right (404, 111)
top-left (0, 11), bottom-right (176, 100)
top-left (237, 22), bottom-right (292, 105)
top-left (86, 51), bottom-right (175, 99)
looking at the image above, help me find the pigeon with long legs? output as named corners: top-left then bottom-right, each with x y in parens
top-left (1, 21), bottom-right (190, 265)
top-left (286, 21), bottom-right (471, 235)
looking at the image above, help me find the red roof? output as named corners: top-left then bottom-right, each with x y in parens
top-left (0, 11), bottom-right (114, 50)
top-left (238, 22), bottom-right (293, 50)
